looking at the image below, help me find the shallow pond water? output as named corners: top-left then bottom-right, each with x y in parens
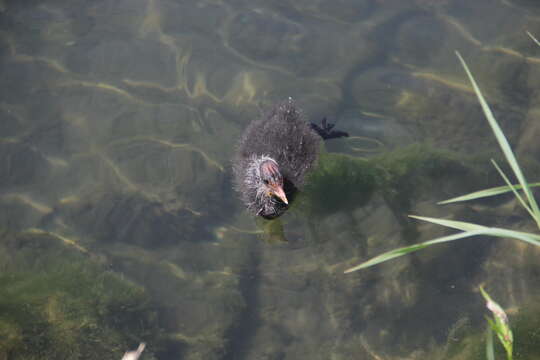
top-left (2, 0), bottom-right (540, 359)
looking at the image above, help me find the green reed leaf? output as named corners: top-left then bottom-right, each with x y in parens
top-left (455, 51), bottom-right (540, 228)
top-left (409, 215), bottom-right (485, 231)
top-left (344, 220), bottom-right (540, 273)
top-left (481, 287), bottom-right (513, 360)
top-left (345, 229), bottom-right (486, 273)
top-left (438, 182), bottom-right (540, 204)
top-left (527, 31), bottom-right (540, 47)
top-left (491, 159), bottom-right (535, 219)
top-left (410, 215), bottom-right (540, 245)
top-left (486, 326), bottom-right (495, 360)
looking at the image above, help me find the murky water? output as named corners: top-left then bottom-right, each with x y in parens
top-left (2, 0), bottom-right (540, 359)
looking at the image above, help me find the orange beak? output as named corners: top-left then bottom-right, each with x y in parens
top-left (272, 185), bottom-right (288, 204)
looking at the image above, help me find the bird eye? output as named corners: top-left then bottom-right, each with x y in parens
top-left (263, 179), bottom-right (269, 185)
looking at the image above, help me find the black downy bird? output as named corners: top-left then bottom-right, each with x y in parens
top-left (232, 98), bottom-right (348, 219)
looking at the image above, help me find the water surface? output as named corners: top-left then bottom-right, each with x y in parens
top-left (2, 0), bottom-right (540, 359)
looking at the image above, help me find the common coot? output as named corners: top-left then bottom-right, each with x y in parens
top-left (233, 98), bottom-right (348, 219)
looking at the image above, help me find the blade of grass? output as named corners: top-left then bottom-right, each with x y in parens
top-left (481, 287), bottom-right (513, 360)
top-left (527, 31), bottom-right (540, 47)
top-left (486, 326), bottom-right (495, 360)
top-left (438, 182), bottom-right (540, 204)
top-left (455, 51), bottom-right (540, 227)
top-left (344, 229), bottom-right (486, 273)
top-left (410, 215), bottom-right (540, 245)
top-left (409, 215), bottom-right (486, 231)
top-left (491, 159), bottom-right (535, 219)
top-left (344, 226), bottom-right (540, 273)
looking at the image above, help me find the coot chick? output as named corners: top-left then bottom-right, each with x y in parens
top-left (232, 98), bottom-right (348, 219)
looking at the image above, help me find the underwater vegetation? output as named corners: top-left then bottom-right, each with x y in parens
top-left (481, 287), bottom-right (513, 360)
top-left (296, 143), bottom-right (480, 219)
top-left (345, 50), bottom-right (540, 272)
top-left (256, 136), bottom-right (494, 246)
top-left (300, 152), bottom-right (378, 215)
top-left (256, 138), bottom-right (494, 249)
top-left (342, 41), bottom-right (540, 359)
top-left (439, 292), bottom-right (540, 360)
top-left (0, 230), bottom-right (162, 360)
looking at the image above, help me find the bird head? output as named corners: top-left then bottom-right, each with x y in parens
top-left (258, 158), bottom-right (288, 205)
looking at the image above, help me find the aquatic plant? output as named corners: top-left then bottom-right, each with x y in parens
top-left (482, 287), bottom-right (513, 360)
top-left (300, 152), bottom-right (378, 215)
top-left (0, 230), bottom-right (162, 360)
top-left (345, 51), bottom-right (540, 274)
top-left (433, 292), bottom-right (540, 360)
top-left (296, 144), bottom-right (470, 219)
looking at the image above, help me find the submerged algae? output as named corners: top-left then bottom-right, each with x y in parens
top-left (374, 143), bottom-right (472, 211)
top-left (300, 151), bottom-right (378, 215)
top-left (295, 143), bottom-right (475, 217)
top-left (0, 231), bottom-right (162, 360)
top-left (436, 297), bottom-right (540, 360)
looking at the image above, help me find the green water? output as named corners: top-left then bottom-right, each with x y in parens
top-left (1, 0), bottom-right (540, 358)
